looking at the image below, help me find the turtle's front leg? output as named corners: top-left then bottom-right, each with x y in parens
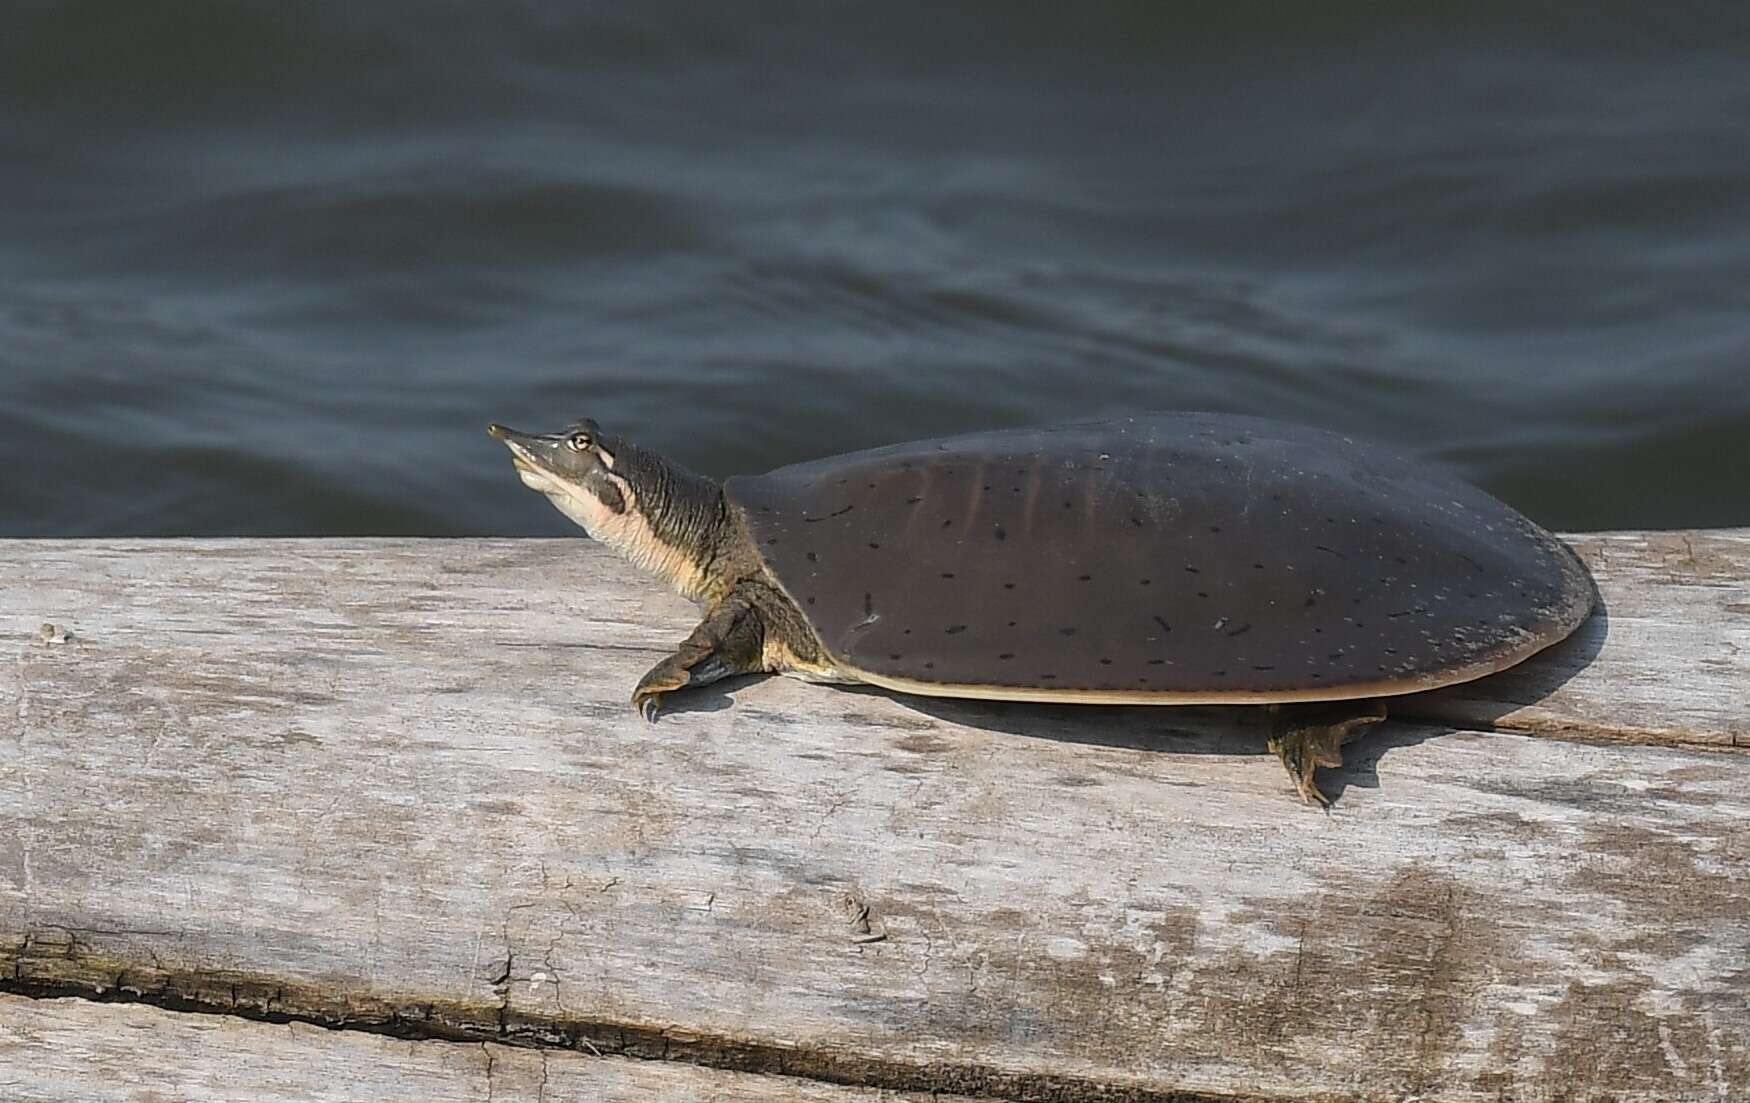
top-left (1266, 701), bottom-right (1388, 807)
top-left (632, 597), bottom-right (766, 722)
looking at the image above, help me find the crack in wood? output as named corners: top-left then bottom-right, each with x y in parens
top-left (0, 962), bottom-right (1265, 1103)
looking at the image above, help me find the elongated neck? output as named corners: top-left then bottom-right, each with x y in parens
top-left (586, 451), bottom-right (734, 604)
top-left (640, 463), bottom-right (734, 598)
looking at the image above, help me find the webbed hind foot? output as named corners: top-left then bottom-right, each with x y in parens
top-left (1267, 701), bottom-right (1388, 807)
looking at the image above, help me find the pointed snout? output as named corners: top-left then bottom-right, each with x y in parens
top-left (487, 422), bottom-right (553, 470)
top-left (487, 423), bottom-right (549, 451)
top-left (487, 421), bottom-right (598, 487)
top-left (487, 422), bottom-right (546, 454)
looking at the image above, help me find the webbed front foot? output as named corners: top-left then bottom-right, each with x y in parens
top-left (1266, 701), bottom-right (1388, 806)
top-left (630, 595), bottom-right (765, 723)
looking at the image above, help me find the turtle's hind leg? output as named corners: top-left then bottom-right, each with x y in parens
top-left (1266, 701), bottom-right (1388, 807)
top-left (632, 596), bottom-right (765, 722)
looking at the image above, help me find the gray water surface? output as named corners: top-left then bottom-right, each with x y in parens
top-left (4, 3), bottom-right (1748, 536)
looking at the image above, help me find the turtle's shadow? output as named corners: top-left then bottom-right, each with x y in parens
top-left (668, 679), bottom-right (1417, 802)
top-left (1395, 593), bottom-right (1611, 730)
top-left (666, 596), bottom-right (1609, 807)
top-left (655, 674), bottom-right (761, 716)
top-left (870, 694), bottom-right (1422, 803)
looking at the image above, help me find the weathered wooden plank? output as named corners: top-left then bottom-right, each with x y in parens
top-left (2, 536), bottom-right (1748, 1102)
top-left (0, 994), bottom-right (940, 1102)
top-left (1406, 530), bottom-right (1750, 746)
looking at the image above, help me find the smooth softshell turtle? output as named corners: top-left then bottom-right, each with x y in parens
top-left (489, 412), bottom-right (1594, 804)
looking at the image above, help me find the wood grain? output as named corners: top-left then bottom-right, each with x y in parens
top-left (2, 534), bottom-right (1747, 1101)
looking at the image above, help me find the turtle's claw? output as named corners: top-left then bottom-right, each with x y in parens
top-left (635, 692), bottom-right (662, 724)
top-left (1268, 702), bottom-right (1386, 808)
top-left (1267, 732), bottom-right (1327, 808)
top-left (1295, 772), bottom-right (1331, 809)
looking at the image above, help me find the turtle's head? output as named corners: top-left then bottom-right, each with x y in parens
top-left (488, 419), bottom-right (729, 601)
top-left (488, 419), bottom-right (623, 529)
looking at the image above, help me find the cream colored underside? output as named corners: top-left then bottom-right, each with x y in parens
top-left (823, 631), bottom-right (1568, 706)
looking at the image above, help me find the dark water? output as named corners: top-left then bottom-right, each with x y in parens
top-left (4, 2), bottom-right (1748, 537)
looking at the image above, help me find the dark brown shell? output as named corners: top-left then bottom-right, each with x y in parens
top-left (725, 413), bottom-right (1594, 703)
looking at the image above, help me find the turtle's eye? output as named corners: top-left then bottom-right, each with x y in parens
top-left (565, 431), bottom-right (592, 453)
